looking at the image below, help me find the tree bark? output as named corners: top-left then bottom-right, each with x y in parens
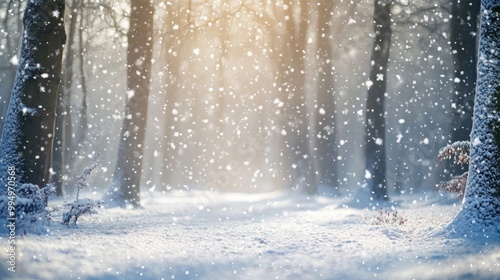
top-left (76, 3), bottom-right (89, 157)
top-left (0, 0), bottom-right (66, 193)
top-left (365, 0), bottom-right (392, 200)
top-left (452, 0), bottom-right (500, 234)
top-left (107, 0), bottom-right (154, 208)
top-left (53, 0), bottom-right (79, 197)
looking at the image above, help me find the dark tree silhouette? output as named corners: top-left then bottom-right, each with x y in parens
top-left (53, 0), bottom-right (80, 197)
top-left (105, 0), bottom-right (154, 208)
top-left (364, 0), bottom-right (392, 200)
top-left (0, 0), bottom-right (23, 133)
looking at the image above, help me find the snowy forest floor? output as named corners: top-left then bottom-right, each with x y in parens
top-left (1, 189), bottom-right (500, 280)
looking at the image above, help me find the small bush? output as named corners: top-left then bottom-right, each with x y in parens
top-left (0, 183), bottom-right (55, 234)
top-left (438, 141), bottom-right (470, 165)
top-left (369, 209), bottom-right (407, 226)
top-left (437, 172), bottom-right (468, 197)
top-left (437, 141), bottom-right (470, 197)
top-left (62, 154), bottom-right (105, 225)
top-left (62, 199), bottom-right (105, 225)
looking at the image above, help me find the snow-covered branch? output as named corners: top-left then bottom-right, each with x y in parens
top-left (438, 141), bottom-right (470, 165)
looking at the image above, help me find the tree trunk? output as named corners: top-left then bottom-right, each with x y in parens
top-left (159, 33), bottom-right (179, 190)
top-left (451, 0), bottom-right (500, 235)
top-left (0, 1), bottom-right (23, 134)
top-left (158, 2), bottom-right (178, 190)
top-left (76, 5), bottom-right (89, 155)
top-left (448, 0), bottom-right (480, 175)
top-left (266, 3), bottom-right (290, 191)
top-left (0, 0), bottom-right (66, 193)
top-left (53, 0), bottom-right (79, 197)
top-left (280, 0), bottom-right (316, 194)
top-left (107, 0), bottom-right (154, 208)
top-left (364, 0), bottom-right (392, 200)
top-left (316, 0), bottom-right (338, 190)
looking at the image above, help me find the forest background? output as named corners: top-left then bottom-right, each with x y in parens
top-left (0, 0), bottom-right (478, 200)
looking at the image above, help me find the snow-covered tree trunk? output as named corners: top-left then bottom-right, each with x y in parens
top-left (106, 0), bottom-right (154, 208)
top-left (364, 0), bottom-right (392, 200)
top-left (451, 0), bottom-right (500, 235)
top-left (0, 0), bottom-right (66, 193)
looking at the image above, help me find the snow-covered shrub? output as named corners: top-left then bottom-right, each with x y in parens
top-left (437, 141), bottom-right (470, 197)
top-left (62, 199), bottom-right (105, 225)
top-left (0, 183), bottom-right (55, 234)
top-left (62, 154), bottom-right (105, 225)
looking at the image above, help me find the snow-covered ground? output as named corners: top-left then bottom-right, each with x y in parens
top-left (1, 189), bottom-right (499, 280)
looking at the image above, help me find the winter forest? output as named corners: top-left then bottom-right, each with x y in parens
top-left (0, 0), bottom-right (499, 279)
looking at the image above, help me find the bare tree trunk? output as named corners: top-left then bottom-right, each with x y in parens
top-left (364, 0), bottom-right (392, 200)
top-left (264, 2), bottom-right (289, 191)
top-left (77, 6), bottom-right (89, 153)
top-left (280, 0), bottom-right (316, 194)
top-left (106, 0), bottom-right (154, 208)
top-left (159, 1), bottom-right (195, 189)
top-left (0, 0), bottom-right (66, 194)
top-left (159, 60), bottom-right (178, 189)
top-left (0, 0), bottom-right (23, 133)
top-left (315, 0), bottom-right (338, 190)
top-left (53, 0), bottom-right (79, 197)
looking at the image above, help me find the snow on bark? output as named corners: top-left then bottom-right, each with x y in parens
top-left (0, 0), bottom-right (66, 231)
top-left (0, 0), bottom-right (65, 190)
top-left (450, 0), bottom-right (500, 236)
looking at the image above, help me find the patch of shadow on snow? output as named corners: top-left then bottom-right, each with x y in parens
top-left (442, 219), bottom-right (500, 245)
top-left (265, 249), bottom-right (285, 255)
